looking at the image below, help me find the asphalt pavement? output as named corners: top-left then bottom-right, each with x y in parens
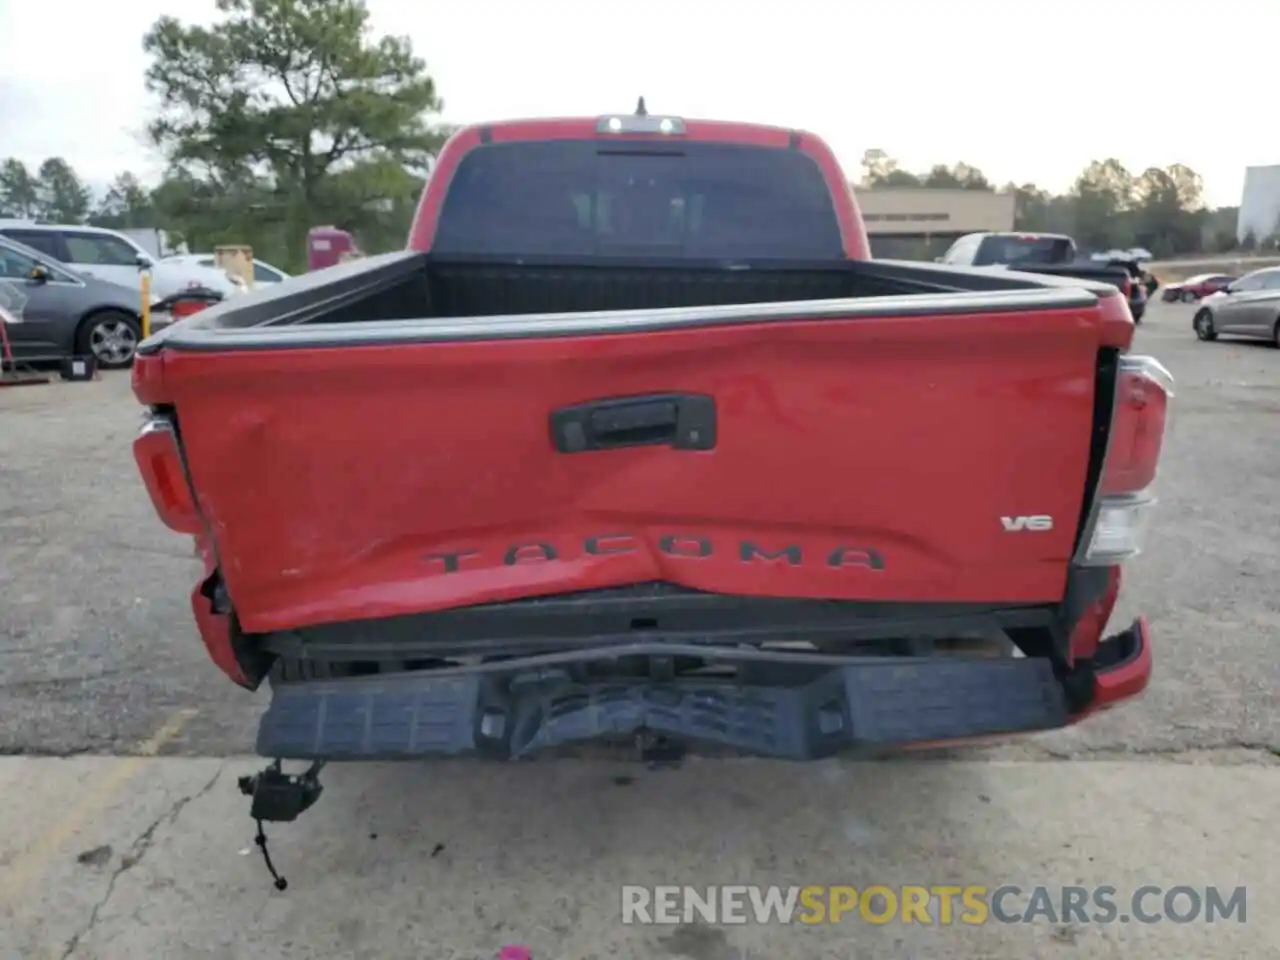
top-left (0, 299), bottom-right (1276, 959)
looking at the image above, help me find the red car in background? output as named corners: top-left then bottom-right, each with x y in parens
top-left (1162, 273), bottom-right (1236, 303)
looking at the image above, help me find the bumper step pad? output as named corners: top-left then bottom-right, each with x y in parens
top-left (257, 654), bottom-right (1069, 761)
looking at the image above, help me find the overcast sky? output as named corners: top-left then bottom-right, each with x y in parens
top-left (0, 0), bottom-right (1272, 208)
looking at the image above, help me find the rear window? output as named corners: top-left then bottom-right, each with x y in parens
top-left (432, 140), bottom-right (844, 259)
top-left (63, 232), bottom-right (141, 266)
top-left (0, 229), bottom-right (62, 259)
top-left (973, 235), bottom-right (1072, 266)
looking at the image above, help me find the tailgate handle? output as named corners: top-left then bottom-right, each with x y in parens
top-left (550, 393), bottom-right (717, 453)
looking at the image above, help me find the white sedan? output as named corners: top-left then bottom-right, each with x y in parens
top-left (162, 253), bottom-right (291, 287)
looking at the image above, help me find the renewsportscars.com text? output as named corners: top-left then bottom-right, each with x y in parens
top-left (621, 884), bottom-right (1247, 926)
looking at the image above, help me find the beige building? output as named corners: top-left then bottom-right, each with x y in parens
top-left (852, 187), bottom-right (1017, 258)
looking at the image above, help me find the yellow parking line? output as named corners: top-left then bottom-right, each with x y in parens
top-left (0, 708), bottom-right (198, 907)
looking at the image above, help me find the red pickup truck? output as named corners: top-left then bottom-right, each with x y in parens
top-left (132, 105), bottom-right (1171, 823)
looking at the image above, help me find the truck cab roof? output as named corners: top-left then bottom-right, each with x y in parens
top-left (451, 112), bottom-right (809, 147)
top-left (412, 107), bottom-right (870, 260)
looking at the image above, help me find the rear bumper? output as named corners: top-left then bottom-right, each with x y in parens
top-left (1071, 614), bottom-right (1151, 718)
top-left (255, 618), bottom-right (1151, 761)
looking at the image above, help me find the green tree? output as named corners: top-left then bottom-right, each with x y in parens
top-left (142, 0), bottom-right (448, 270)
top-left (922, 162), bottom-right (991, 190)
top-left (34, 158), bottom-right (91, 223)
top-left (150, 166), bottom-right (284, 257)
top-left (90, 172), bottom-right (156, 229)
top-left (953, 162), bottom-right (991, 190)
top-left (1008, 182), bottom-right (1054, 231)
top-left (312, 156), bottom-right (425, 251)
top-left (860, 152), bottom-right (995, 191)
top-left (1199, 206), bottom-right (1239, 253)
top-left (1087, 158), bottom-right (1136, 208)
top-left (1133, 168), bottom-right (1171, 252)
top-left (877, 169), bottom-right (923, 187)
top-left (1131, 165), bottom-right (1209, 257)
top-left (0, 159), bottom-right (40, 218)
top-left (1070, 158), bottom-right (1136, 250)
top-left (1165, 163), bottom-right (1204, 211)
top-left (149, 170), bottom-right (221, 253)
top-left (860, 149), bottom-right (921, 188)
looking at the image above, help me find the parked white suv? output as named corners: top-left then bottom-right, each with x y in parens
top-left (0, 222), bottom-right (244, 300)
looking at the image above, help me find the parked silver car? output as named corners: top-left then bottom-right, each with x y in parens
top-left (0, 233), bottom-right (151, 368)
top-left (1192, 267), bottom-right (1280, 347)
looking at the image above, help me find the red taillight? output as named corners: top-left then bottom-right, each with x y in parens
top-left (133, 416), bottom-right (203, 534)
top-left (170, 299), bottom-right (210, 319)
top-left (1078, 357), bottom-right (1174, 565)
top-left (1100, 362), bottom-right (1171, 496)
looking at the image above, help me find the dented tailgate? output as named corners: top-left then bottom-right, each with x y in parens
top-left (142, 289), bottom-right (1107, 634)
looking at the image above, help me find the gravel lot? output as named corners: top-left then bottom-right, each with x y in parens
top-left (1, 299), bottom-right (1277, 959)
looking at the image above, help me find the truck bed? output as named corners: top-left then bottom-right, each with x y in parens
top-left (141, 250), bottom-right (1126, 339)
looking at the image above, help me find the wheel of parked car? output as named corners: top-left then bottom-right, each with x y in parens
top-left (77, 310), bottom-right (141, 369)
top-left (1273, 319), bottom-right (1280, 349)
top-left (1193, 309), bottom-right (1217, 341)
top-left (1180, 289), bottom-right (1198, 303)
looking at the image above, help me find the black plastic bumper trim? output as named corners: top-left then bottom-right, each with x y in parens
top-left (256, 648), bottom-right (1070, 761)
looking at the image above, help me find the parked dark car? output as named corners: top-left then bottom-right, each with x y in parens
top-left (1161, 273), bottom-right (1236, 303)
top-left (0, 233), bottom-right (148, 368)
top-left (938, 232), bottom-right (1147, 322)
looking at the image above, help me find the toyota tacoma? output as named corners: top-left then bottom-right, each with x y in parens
top-left (131, 103), bottom-right (1171, 839)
